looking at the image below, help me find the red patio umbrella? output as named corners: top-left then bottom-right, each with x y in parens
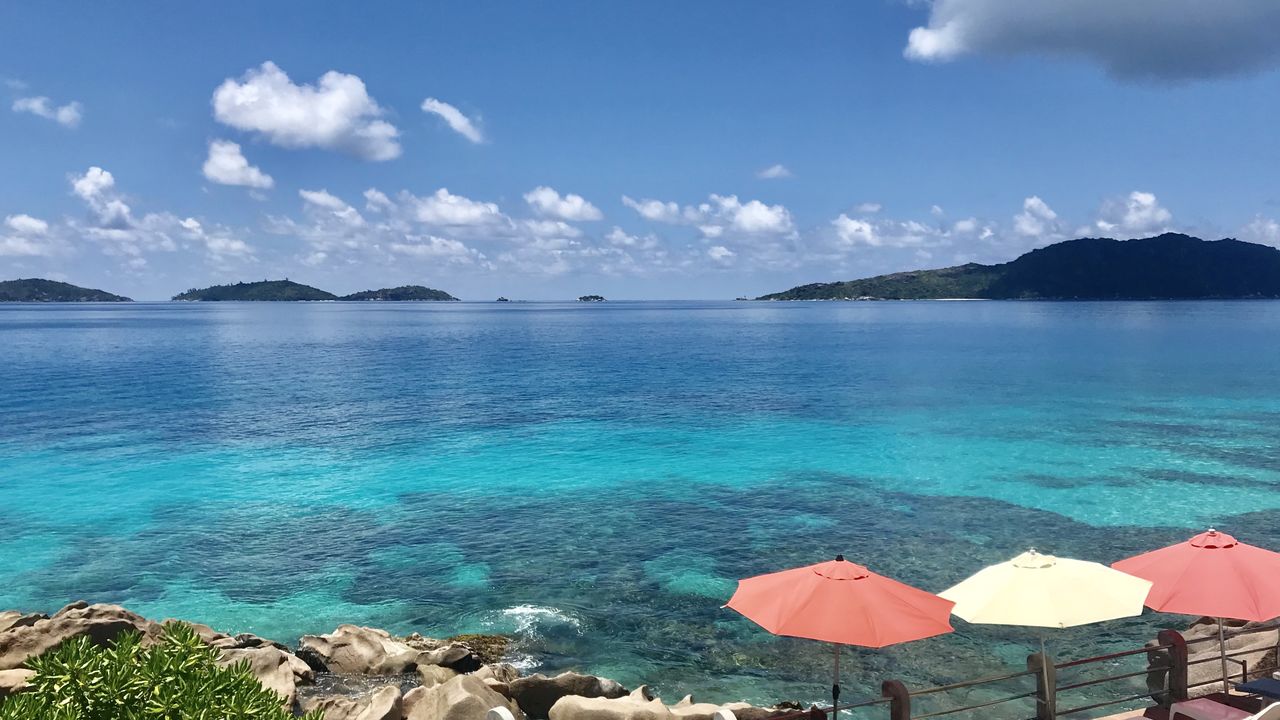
top-left (1112, 528), bottom-right (1280, 693)
top-left (726, 555), bottom-right (955, 711)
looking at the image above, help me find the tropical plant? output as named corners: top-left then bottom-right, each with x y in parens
top-left (0, 622), bottom-right (322, 720)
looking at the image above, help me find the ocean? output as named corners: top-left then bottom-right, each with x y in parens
top-left (2, 300), bottom-right (1278, 716)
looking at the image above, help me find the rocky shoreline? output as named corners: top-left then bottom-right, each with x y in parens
top-left (0, 603), bottom-right (799, 720)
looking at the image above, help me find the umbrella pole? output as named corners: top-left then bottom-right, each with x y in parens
top-left (832, 643), bottom-right (841, 717)
top-left (1219, 618), bottom-right (1230, 694)
top-left (1040, 635), bottom-right (1051, 707)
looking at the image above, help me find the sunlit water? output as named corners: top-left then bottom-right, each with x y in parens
top-left (3, 301), bottom-right (1279, 717)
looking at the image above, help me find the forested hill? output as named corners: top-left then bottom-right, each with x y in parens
top-left (756, 234), bottom-right (1280, 300)
top-left (0, 278), bottom-right (132, 302)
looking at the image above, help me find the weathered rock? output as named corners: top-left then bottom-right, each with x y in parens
top-left (419, 664), bottom-right (460, 688)
top-left (1146, 617), bottom-right (1280, 702)
top-left (302, 685), bottom-right (404, 720)
top-left (447, 635), bottom-right (511, 665)
top-left (299, 625), bottom-right (424, 674)
top-left (0, 669), bottom-right (35, 699)
top-left (476, 664), bottom-right (520, 684)
top-left (508, 672), bottom-right (628, 719)
top-left (0, 603), bottom-right (161, 671)
top-left (0, 612), bottom-right (45, 634)
top-left (404, 675), bottom-right (522, 720)
top-left (549, 688), bottom-right (670, 720)
top-left (421, 643), bottom-right (482, 673)
top-left (219, 645), bottom-right (314, 707)
top-left (550, 689), bottom-right (757, 720)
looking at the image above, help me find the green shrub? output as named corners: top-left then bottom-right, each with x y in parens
top-left (0, 622), bottom-right (322, 720)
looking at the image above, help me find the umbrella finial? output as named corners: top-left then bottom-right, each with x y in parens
top-left (835, 554), bottom-right (845, 562)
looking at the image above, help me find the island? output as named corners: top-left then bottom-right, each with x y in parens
top-left (756, 233), bottom-right (1280, 300)
top-left (172, 280), bottom-right (337, 301)
top-left (0, 278), bottom-right (132, 302)
top-left (340, 285), bottom-right (459, 301)
top-left (578, 295), bottom-right (606, 302)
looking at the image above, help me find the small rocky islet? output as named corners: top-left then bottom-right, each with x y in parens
top-left (0, 602), bottom-right (802, 720)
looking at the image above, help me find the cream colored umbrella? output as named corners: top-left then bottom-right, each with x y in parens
top-left (941, 549), bottom-right (1154, 692)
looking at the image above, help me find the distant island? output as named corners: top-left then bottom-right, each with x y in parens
top-left (173, 280), bottom-right (336, 301)
top-left (578, 294), bottom-right (606, 302)
top-left (756, 234), bottom-right (1280, 301)
top-left (0, 278), bottom-right (132, 302)
top-left (340, 285), bottom-right (458, 301)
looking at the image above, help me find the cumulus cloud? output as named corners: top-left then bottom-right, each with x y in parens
top-left (421, 98), bottom-right (483, 143)
top-left (524, 186), bottom-right (603, 221)
top-left (389, 235), bottom-right (485, 264)
top-left (624, 193), bottom-right (793, 236)
top-left (299, 189), bottom-right (365, 227)
top-left (409, 188), bottom-right (506, 226)
top-left (1095, 191), bottom-right (1173, 235)
top-left (1013, 196), bottom-right (1061, 238)
top-left (202, 140), bottom-right (274, 189)
top-left (707, 245), bottom-right (736, 262)
top-left (179, 217), bottom-right (254, 262)
top-left (905, 0), bottom-right (1280, 81)
top-left (622, 196), bottom-right (683, 223)
top-left (12, 96), bottom-right (82, 128)
top-left (854, 202), bottom-right (882, 214)
top-left (1241, 215), bottom-right (1280, 246)
top-left (0, 214), bottom-right (56, 257)
top-left (212, 61), bottom-right (400, 161)
top-left (756, 164), bottom-right (792, 179)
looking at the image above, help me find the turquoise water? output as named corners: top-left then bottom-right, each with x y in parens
top-left (3, 301), bottom-right (1279, 714)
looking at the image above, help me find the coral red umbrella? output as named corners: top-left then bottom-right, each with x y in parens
top-left (1113, 528), bottom-right (1280, 693)
top-left (726, 555), bottom-right (955, 710)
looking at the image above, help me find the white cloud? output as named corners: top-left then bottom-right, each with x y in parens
top-left (832, 215), bottom-right (881, 246)
top-left (622, 196), bottom-right (682, 223)
top-left (523, 186), bottom-right (603, 221)
top-left (930, 205), bottom-right (945, 216)
top-left (1095, 191), bottom-right (1173, 235)
top-left (389, 235), bottom-right (485, 264)
top-left (410, 188), bottom-right (506, 226)
top-left (707, 245), bottom-right (736, 262)
top-left (72, 166), bottom-right (115, 202)
top-left (421, 98), bottom-right (483, 143)
top-left (1241, 215), bottom-right (1280, 246)
top-left (854, 202), bottom-right (882, 214)
top-left (905, 0), bottom-right (1280, 81)
top-left (606, 226), bottom-right (659, 250)
top-left (12, 96), bottom-right (82, 128)
top-left (364, 188), bottom-right (392, 212)
top-left (5, 214), bottom-right (49, 235)
top-left (1013, 195), bottom-right (1060, 237)
top-left (299, 189), bottom-right (365, 227)
top-left (524, 219), bottom-right (583, 238)
top-left (756, 164), bottom-right (792, 179)
top-left (202, 140), bottom-right (274, 189)
top-left (0, 214), bottom-right (56, 257)
top-left (707, 194), bottom-right (793, 234)
top-left (212, 61), bottom-right (400, 161)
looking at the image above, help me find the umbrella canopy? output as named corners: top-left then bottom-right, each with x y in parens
top-left (941, 549), bottom-right (1153, 629)
top-left (726, 555), bottom-right (955, 648)
top-left (1112, 529), bottom-right (1280, 622)
top-left (1113, 528), bottom-right (1280, 693)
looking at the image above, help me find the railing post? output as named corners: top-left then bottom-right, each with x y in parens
top-left (1028, 652), bottom-right (1056, 720)
top-left (1158, 629), bottom-right (1189, 704)
top-left (880, 679), bottom-right (911, 720)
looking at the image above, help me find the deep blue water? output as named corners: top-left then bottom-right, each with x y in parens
top-left (2, 301), bottom-right (1279, 716)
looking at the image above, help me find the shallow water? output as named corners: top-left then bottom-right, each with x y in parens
top-left (2, 301), bottom-right (1278, 716)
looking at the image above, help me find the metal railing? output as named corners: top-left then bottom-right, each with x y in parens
top-left (768, 622), bottom-right (1280, 720)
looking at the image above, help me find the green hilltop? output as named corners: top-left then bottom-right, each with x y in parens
top-left (172, 280), bottom-right (336, 301)
top-left (340, 285), bottom-right (459, 301)
top-left (756, 234), bottom-right (1280, 301)
top-left (0, 278), bottom-right (132, 302)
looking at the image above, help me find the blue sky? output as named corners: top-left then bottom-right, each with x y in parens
top-left (2, 1), bottom-right (1279, 300)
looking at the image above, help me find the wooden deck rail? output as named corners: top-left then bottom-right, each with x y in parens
top-left (782, 622), bottom-right (1279, 720)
